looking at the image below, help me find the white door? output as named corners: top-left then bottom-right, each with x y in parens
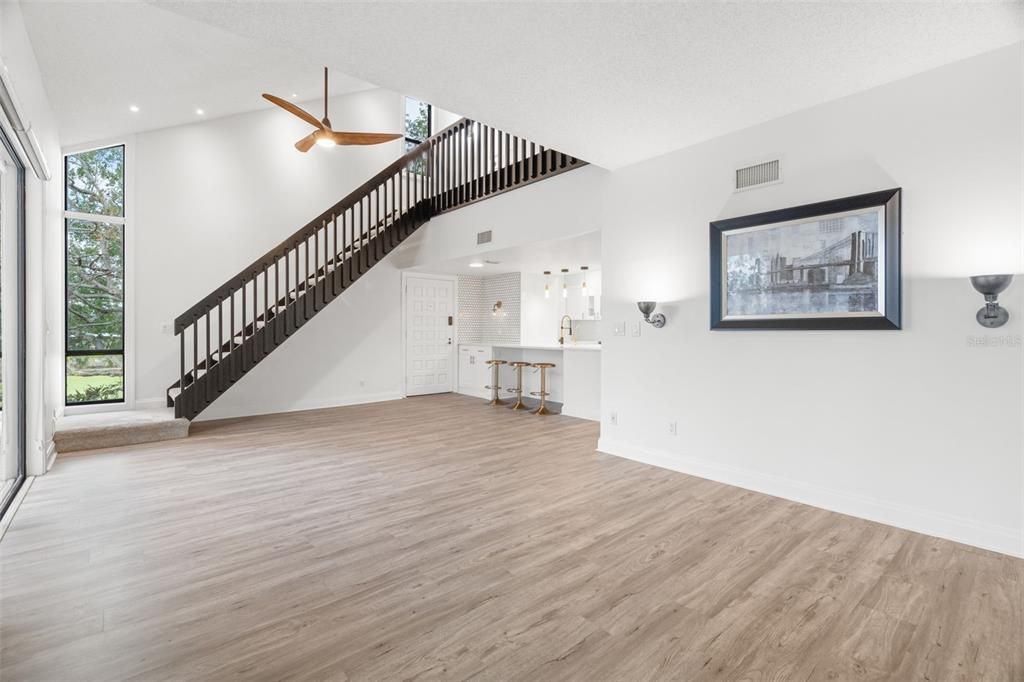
top-left (405, 275), bottom-right (455, 396)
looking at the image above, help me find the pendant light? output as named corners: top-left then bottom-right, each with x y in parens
top-left (581, 266), bottom-right (589, 296)
top-left (543, 271), bottom-right (551, 299)
top-left (561, 268), bottom-right (569, 298)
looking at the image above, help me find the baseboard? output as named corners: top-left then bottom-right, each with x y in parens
top-left (194, 391), bottom-right (405, 422)
top-left (597, 437), bottom-right (1023, 559)
top-left (44, 441), bottom-right (56, 472)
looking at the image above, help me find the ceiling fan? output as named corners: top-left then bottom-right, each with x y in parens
top-left (263, 67), bottom-right (403, 152)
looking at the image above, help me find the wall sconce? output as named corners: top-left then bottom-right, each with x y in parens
top-left (491, 300), bottom-right (503, 317)
top-left (581, 266), bottom-right (589, 296)
top-left (543, 271), bottom-right (551, 299)
top-left (561, 268), bottom-right (569, 298)
top-left (637, 301), bottom-right (666, 328)
top-left (970, 274), bottom-right (1013, 328)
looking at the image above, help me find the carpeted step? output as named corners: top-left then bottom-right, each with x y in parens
top-left (54, 409), bottom-right (190, 454)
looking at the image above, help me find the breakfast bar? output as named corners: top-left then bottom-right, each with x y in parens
top-left (457, 343), bottom-right (601, 420)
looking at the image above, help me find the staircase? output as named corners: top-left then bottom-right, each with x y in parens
top-left (167, 118), bottom-right (586, 420)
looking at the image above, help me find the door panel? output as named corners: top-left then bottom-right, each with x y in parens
top-left (405, 276), bottom-right (455, 396)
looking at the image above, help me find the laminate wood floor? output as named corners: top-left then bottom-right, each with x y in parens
top-left (2, 394), bottom-right (1021, 680)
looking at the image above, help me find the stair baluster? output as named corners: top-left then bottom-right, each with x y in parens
top-left (167, 120), bottom-right (585, 419)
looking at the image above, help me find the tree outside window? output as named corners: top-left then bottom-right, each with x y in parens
top-left (65, 145), bottom-right (125, 405)
top-left (404, 97), bottom-right (431, 173)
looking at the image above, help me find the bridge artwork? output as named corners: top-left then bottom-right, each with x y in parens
top-left (723, 208), bottom-right (883, 318)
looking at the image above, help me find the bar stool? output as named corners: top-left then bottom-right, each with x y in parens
top-left (506, 361), bottom-right (532, 410)
top-left (530, 362), bottom-right (556, 415)
top-left (484, 359), bottom-right (508, 405)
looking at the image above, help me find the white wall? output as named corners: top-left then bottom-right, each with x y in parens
top-left (393, 163), bottom-right (607, 269)
top-left (57, 30), bottom-right (1023, 559)
top-left (432, 105), bottom-right (461, 134)
top-left (521, 271), bottom-right (563, 346)
top-left (598, 44), bottom-right (1024, 556)
top-left (133, 88), bottom-right (411, 418)
top-left (0, 2), bottom-right (62, 474)
top-left (131, 88), bottom-right (601, 420)
top-left (521, 270), bottom-right (603, 345)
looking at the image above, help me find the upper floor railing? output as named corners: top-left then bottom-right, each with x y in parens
top-left (169, 117), bottom-right (585, 418)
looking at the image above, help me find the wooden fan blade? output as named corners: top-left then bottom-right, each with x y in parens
top-left (262, 93), bottom-right (324, 130)
top-left (294, 132), bottom-right (317, 153)
top-left (329, 131), bottom-right (403, 146)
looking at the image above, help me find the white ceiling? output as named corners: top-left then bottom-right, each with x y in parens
top-left (154, 0), bottom-right (1024, 168)
top-left (410, 231), bottom-right (601, 277)
top-left (20, 2), bottom-right (376, 146)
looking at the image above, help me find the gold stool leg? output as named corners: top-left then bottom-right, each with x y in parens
top-left (533, 367), bottom-right (552, 415)
top-left (511, 366), bottom-right (527, 410)
top-left (487, 363), bottom-right (506, 405)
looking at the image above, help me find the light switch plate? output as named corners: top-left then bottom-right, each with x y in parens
top-left (613, 322), bottom-right (625, 336)
top-left (631, 321), bottom-right (641, 337)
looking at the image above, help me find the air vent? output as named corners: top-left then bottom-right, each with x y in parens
top-left (476, 230), bottom-right (492, 245)
top-left (735, 159), bottom-right (780, 191)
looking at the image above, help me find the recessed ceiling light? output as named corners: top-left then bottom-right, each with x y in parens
top-left (129, 105), bottom-right (139, 113)
top-left (195, 108), bottom-right (205, 116)
top-left (291, 93), bottom-right (298, 99)
top-left (468, 262), bottom-right (484, 268)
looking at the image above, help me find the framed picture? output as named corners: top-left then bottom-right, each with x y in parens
top-left (710, 188), bottom-right (901, 330)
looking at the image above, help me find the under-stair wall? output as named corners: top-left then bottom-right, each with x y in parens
top-left (129, 87), bottom-right (592, 420)
top-left (135, 89), bottom-right (414, 413)
top-left (165, 114), bottom-right (586, 419)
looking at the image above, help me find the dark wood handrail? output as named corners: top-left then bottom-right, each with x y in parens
top-left (168, 115), bottom-right (587, 418)
top-left (173, 117), bottom-right (473, 331)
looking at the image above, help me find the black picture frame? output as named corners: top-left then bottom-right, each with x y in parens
top-left (710, 188), bottom-right (901, 330)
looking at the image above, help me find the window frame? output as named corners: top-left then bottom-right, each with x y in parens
top-left (62, 139), bottom-right (134, 413)
top-left (403, 96), bottom-right (432, 149)
top-left (0, 124), bottom-right (27, 518)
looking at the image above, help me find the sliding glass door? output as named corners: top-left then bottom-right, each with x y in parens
top-left (0, 129), bottom-right (26, 517)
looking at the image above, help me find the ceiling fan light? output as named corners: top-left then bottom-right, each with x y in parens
top-left (266, 67), bottom-right (400, 151)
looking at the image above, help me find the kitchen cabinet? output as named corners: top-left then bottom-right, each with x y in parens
top-left (458, 345), bottom-right (492, 397)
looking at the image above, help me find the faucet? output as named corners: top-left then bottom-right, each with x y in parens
top-left (558, 315), bottom-right (573, 345)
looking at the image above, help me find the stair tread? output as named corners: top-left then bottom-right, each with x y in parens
top-left (169, 134), bottom-right (585, 420)
top-left (55, 409), bottom-right (190, 453)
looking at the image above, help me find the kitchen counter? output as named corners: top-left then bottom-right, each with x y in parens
top-left (472, 342), bottom-right (602, 351)
top-left (458, 342), bottom-right (601, 420)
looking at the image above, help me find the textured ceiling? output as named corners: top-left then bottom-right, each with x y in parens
top-left (154, 0), bottom-right (1024, 168)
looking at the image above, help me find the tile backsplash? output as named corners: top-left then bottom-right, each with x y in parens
top-left (457, 273), bottom-right (521, 344)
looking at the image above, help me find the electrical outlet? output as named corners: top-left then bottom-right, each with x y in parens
top-left (613, 322), bottom-right (625, 336)
top-left (668, 421), bottom-right (677, 436)
top-left (609, 411), bottom-right (618, 426)
top-left (161, 323), bottom-right (172, 335)
top-left (359, 379), bottom-right (366, 388)
top-left (631, 321), bottom-right (641, 337)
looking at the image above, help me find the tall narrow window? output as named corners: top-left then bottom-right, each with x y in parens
top-left (64, 145), bottom-right (125, 405)
top-left (404, 97), bottom-right (431, 151)
top-left (404, 97), bottom-right (431, 174)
